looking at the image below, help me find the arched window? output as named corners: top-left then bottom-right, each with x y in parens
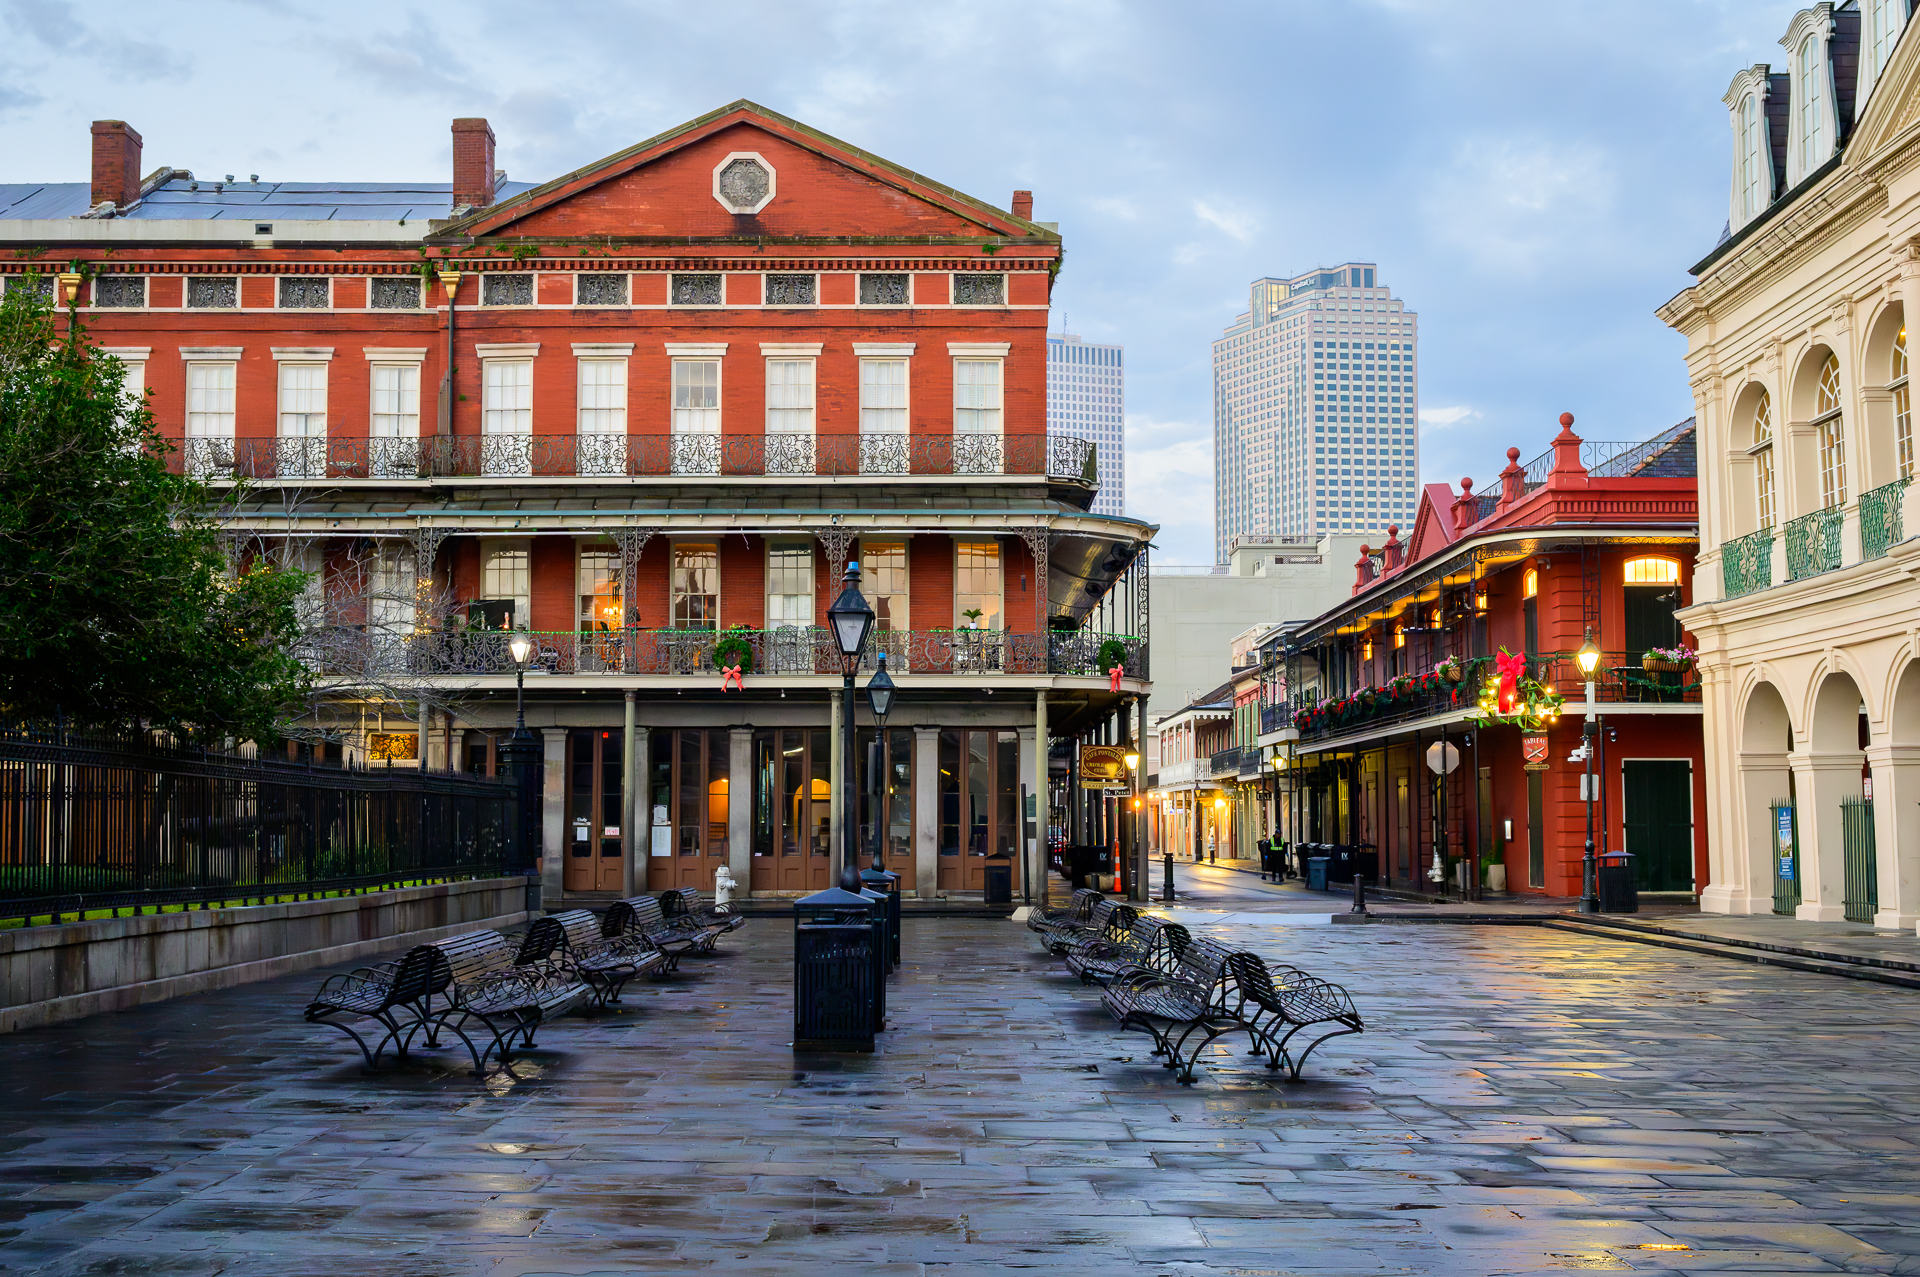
top-left (1871, 0), bottom-right (1908, 79)
top-left (1816, 352), bottom-right (1847, 507)
top-left (1740, 95), bottom-right (1766, 221)
top-left (1752, 388), bottom-right (1776, 529)
top-left (1623, 557), bottom-right (1681, 584)
top-left (1522, 567), bottom-right (1538, 598)
top-left (1800, 38), bottom-right (1825, 173)
top-left (1895, 327), bottom-right (1913, 481)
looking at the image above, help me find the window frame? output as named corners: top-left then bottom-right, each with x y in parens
top-left (479, 353), bottom-right (534, 436)
top-left (476, 540), bottom-right (532, 632)
top-left (1748, 387), bottom-right (1777, 530)
top-left (765, 540), bottom-right (815, 631)
top-left (181, 350), bottom-right (240, 440)
top-left (1894, 327), bottom-right (1913, 482)
top-left (365, 348), bottom-right (427, 442)
top-left (1814, 352), bottom-right (1847, 508)
top-left (954, 539), bottom-right (1004, 631)
top-left (1622, 556), bottom-right (1682, 585)
top-left (574, 347), bottom-right (631, 436)
top-left (950, 345), bottom-right (1009, 435)
top-left (670, 540), bottom-right (721, 632)
top-left (761, 346), bottom-right (819, 436)
top-left (577, 542), bottom-right (623, 633)
top-left (862, 538), bottom-right (910, 632)
top-left (670, 356), bottom-right (721, 434)
top-left (273, 356), bottom-right (330, 441)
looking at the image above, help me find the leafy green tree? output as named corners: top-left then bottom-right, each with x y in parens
top-left (0, 275), bottom-right (310, 742)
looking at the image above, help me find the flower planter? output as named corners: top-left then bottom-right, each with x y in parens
top-left (1642, 657), bottom-right (1690, 674)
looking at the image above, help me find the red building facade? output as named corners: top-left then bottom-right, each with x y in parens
top-left (1262, 417), bottom-right (1703, 900)
top-left (3, 102), bottom-right (1152, 903)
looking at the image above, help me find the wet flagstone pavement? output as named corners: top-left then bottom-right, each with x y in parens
top-left (3, 914), bottom-right (1920, 1275)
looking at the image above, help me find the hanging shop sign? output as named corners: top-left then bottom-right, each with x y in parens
top-left (1079, 744), bottom-right (1128, 788)
top-left (1522, 735), bottom-right (1550, 765)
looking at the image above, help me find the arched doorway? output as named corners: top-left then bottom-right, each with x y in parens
top-left (1735, 681), bottom-right (1793, 915)
top-left (1869, 660), bottom-right (1920, 927)
top-left (1796, 670), bottom-right (1869, 921)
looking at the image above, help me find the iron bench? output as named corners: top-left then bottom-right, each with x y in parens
top-left (1037, 897), bottom-right (1135, 955)
top-left (1100, 936), bottom-right (1245, 1084)
top-left (426, 930), bottom-right (591, 1076)
top-left (1064, 916), bottom-right (1188, 987)
top-left (660, 887), bottom-right (747, 935)
top-left (602, 896), bottom-right (706, 971)
top-left (1225, 951), bottom-right (1365, 1081)
top-left (303, 944), bottom-right (448, 1069)
top-left (1025, 886), bottom-right (1101, 936)
top-left (522, 909), bottom-right (667, 1007)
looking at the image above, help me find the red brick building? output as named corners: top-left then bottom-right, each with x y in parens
top-left (2, 102), bottom-right (1152, 904)
top-left (1262, 417), bottom-right (1703, 900)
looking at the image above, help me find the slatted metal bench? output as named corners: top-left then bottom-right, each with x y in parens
top-left (1064, 916), bottom-right (1188, 987)
top-left (523, 909), bottom-right (667, 1007)
top-left (303, 944), bottom-right (449, 1069)
top-left (1037, 898), bottom-right (1135, 956)
top-left (426, 930), bottom-right (591, 1076)
top-left (660, 887), bottom-right (747, 935)
top-left (1026, 886), bottom-right (1101, 937)
top-left (1225, 951), bottom-right (1365, 1081)
top-left (602, 896), bottom-right (705, 971)
top-left (1100, 936), bottom-right (1244, 1084)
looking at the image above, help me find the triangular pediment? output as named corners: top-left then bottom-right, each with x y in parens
top-left (1403, 484), bottom-right (1458, 565)
top-left (442, 101), bottom-right (1053, 243)
top-left (1842, 22), bottom-right (1920, 161)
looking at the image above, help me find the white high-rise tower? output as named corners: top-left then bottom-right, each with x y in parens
top-left (1047, 333), bottom-right (1125, 517)
top-left (1213, 264), bottom-right (1420, 560)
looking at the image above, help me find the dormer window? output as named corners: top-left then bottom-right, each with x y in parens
top-left (1739, 93), bottom-right (1768, 222)
top-left (1867, 0), bottom-right (1909, 94)
top-left (1797, 36), bottom-right (1826, 175)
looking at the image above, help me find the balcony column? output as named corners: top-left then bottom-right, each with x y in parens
top-left (914, 726), bottom-right (939, 898)
top-left (1866, 743), bottom-right (1920, 929)
top-left (1017, 723), bottom-right (1038, 902)
top-left (621, 692), bottom-right (638, 897)
top-left (540, 728), bottom-right (566, 905)
top-left (1031, 693), bottom-right (1049, 904)
top-left (1790, 749), bottom-right (1861, 922)
top-left (1724, 749), bottom-right (1792, 915)
top-left (729, 727), bottom-right (752, 891)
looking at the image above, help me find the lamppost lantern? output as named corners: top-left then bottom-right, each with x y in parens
top-left (1576, 629), bottom-right (1602, 678)
top-left (507, 628), bottom-right (536, 670)
top-left (864, 651), bottom-right (896, 720)
top-left (1123, 748), bottom-right (1140, 772)
top-left (827, 561), bottom-right (875, 674)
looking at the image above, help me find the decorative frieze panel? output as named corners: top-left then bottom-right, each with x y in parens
top-left (859, 273), bottom-right (909, 306)
top-left (482, 274), bottom-right (533, 307)
top-left (577, 273), bottom-right (629, 306)
top-left (952, 273), bottom-right (1004, 305)
top-left (671, 274), bottom-right (723, 306)
top-left (278, 277), bottom-right (330, 309)
top-left (765, 273), bottom-right (816, 306)
top-left (187, 278), bottom-right (237, 309)
top-left (370, 277), bottom-right (421, 309)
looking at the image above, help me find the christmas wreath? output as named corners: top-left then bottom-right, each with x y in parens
top-left (712, 627), bottom-right (755, 675)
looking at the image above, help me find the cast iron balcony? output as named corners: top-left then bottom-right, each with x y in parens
top-left (1720, 527), bottom-right (1774, 599)
top-left (1784, 507), bottom-right (1844, 582)
top-left (1859, 479), bottom-right (1908, 561)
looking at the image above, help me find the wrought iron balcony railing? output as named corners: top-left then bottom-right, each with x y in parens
top-left (171, 432), bottom-right (1099, 485)
top-left (1720, 527), bottom-right (1774, 599)
top-left (305, 626), bottom-right (1144, 681)
top-left (1859, 479), bottom-right (1908, 561)
top-left (1784, 507), bottom-right (1844, 581)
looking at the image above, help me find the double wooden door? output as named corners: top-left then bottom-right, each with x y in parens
top-left (1623, 759), bottom-right (1692, 891)
top-left (645, 730), bottom-right (729, 892)
top-left (750, 728), bottom-right (833, 893)
top-left (938, 728), bottom-right (1019, 892)
top-left (565, 729), bottom-right (624, 893)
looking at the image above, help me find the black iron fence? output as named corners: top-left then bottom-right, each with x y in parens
top-left (0, 725), bottom-right (531, 927)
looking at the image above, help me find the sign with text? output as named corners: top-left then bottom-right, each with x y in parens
top-left (1079, 744), bottom-right (1128, 788)
top-left (1521, 735), bottom-right (1550, 765)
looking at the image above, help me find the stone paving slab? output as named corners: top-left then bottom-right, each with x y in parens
top-left (0, 915), bottom-right (1918, 1272)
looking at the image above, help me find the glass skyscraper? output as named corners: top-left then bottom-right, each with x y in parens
top-left (1213, 264), bottom-right (1419, 561)
top-left (1047, 332), bottom-right (1125, 517)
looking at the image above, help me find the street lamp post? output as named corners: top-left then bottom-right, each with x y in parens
top-left (1576, 630), bottom-right (1602, 913)
top-left (864, 652), bottom-right (897, 867)
top-left (1124, 733), bottom-right (1141, 902)
top-left (827, 562), bottom-right (876, 889)
top-left (500, 628), bottom-right (540, 882)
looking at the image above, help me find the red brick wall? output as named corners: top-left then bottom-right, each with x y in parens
top-left (530, 538), bottom-right (574, 632)
top-left (910, 535), bottom-right (952, 631)
top-left (1004, 536), bottom-right (1037, 635)
top-left (721, 536), bottom-right (765, 629)
top-left (632, 540), bottom-right (670, 629)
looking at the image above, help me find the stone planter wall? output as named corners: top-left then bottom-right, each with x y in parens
top-left (0, 877), bottom-right (536, 1033)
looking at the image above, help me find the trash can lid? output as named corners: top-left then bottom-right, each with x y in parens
top-left (796, 886), bottom-right (873, 907)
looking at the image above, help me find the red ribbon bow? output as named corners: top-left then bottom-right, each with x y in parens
top-left (1108, 664), bottom-right (1124, 692)
top-left (720, 663), bottom-right (743, 691)
top-left (1495, 651), bottom-right (1527, 715)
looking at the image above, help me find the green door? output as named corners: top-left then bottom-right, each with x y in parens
top-left (1623, 760), bottom-right (1693, 891)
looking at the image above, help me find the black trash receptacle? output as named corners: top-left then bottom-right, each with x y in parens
top-left (1598, 851), bottom-right (1639, 914)
top-left (794, 886), bottom-right (882, 1047)
top-left (1295, 843), bottom-right (1315, 881)
top-left (983, 856), bottom-right (1013, 905)
top-left (1307, 855), bottom-right (1330, 892)
top-left (1354, 845), bottom-right (1380, 885)
top-left (1328, 844), bottom-right (1356, 885)
top-left (860, 861), bottom-right (903, 967)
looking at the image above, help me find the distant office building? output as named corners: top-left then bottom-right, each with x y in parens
top-left (1213, 264), bottom-right (1420, 561)
top-left (1048, 333), bottom-right (1125, 517)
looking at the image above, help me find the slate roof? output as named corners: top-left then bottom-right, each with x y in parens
top-left (0, 178), bottom-right (538, 222)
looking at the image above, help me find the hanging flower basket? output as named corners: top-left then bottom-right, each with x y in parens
top-left (1436, 657), bottom-right (1463, 684)
top-left (1642, 645), bottom-right (1694, 675)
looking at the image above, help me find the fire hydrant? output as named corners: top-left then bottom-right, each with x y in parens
top-left (714, 864), bottom-right (737, 909)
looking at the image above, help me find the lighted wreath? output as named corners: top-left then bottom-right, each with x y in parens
top-left (712, 627), bottom-right (755, 676)
top-left (1470, 647), bottom-right (1564, 731)
top-left (1096, 638), bottom-right (1132, 675)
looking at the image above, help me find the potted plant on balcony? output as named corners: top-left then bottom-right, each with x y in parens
top-left (712, 626), bottom-right (754, 676)
top-left (1435, 655), bottom-right (1462, 684)
top-left (1642, 644), bottom-right (1694, 675)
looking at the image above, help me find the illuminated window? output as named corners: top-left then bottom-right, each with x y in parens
top-left (1623, 557), bottom-right (1681, 584)
top-left (956, 541), bottom-right (1003, 629)
top-left (1393, 623), bottom-right (1405, 649)
top-left (1362, 637), bottom-right (1374, 661)
top-left (1523, 568), bottom-right (1539, 598)
top-left (672, 542), bottom-right (720, 630)
top-left (578, 546), bottom-right (621, 631)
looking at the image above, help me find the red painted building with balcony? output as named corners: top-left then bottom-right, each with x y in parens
top-left (2, 102), bottom-right (1152, 904)
top-left (1262, 416), bottom-right (1703, 900)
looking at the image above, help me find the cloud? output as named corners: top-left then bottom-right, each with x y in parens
top-left (1124, 415), bottom-right (1212, 562)
top-left (1420, 406), bottom-right (1477, 428)
top-left (2, 0), bottom-right (189, 81)
top-left (1192, 198), bottom-right (1257, 243)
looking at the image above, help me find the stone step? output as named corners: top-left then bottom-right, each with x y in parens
top-left (1542, 917), bottom-right (1920, 990)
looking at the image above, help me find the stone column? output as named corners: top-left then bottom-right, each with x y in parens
top-left (729, 727), bottom-right (753, 891)
top-left (633, 726), bottom-right (652, 891)
top-left (1791, 749), bottom-right (1862, 922)
top-left (1032, 692), bottom-right (1049, 905)
top-left (914, 726), bottom-right (939, 898)
top-left (1728, 750), bottom-right (1793, 915)
top-left (540, 728), bottom-right (565, 904)
top-left (1867, 743), bottom-right (1920, 930)
top-left (1017, 724), bottom-right (1037, 905)
top-left (620, 692), bottom-right (637, 897)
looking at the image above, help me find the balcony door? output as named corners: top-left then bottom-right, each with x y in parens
top-left (565, 729), bottom-right (624, 894)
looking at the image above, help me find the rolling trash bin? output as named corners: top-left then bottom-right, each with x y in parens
top-left (1307, 855), bottom-right (1330, 893)
top-left (1597, 851), bottom-right (1639, 913)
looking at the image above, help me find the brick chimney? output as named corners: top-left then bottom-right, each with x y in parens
top-left (90, 120), bottom-right (143, 211)
top-left (452, 118), bottom-right (496, 210)
top-left (1011, 190), bottom-right (1033, 219)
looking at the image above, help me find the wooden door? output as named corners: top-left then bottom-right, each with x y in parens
top-left (857, 727), bottom-right (916, 893)
top-left (564, 729), bottom-right (624, 894)
top-left (645, 730), bottom-right (730, 892)
top-left (1623, 759), bottom-right (1693, 891)
top-left (937, 728), bottom-right (1017, 892)
top-left (749, 728), bottom-right (832, 893)
top-left (1395, 775), bottom-right (1411, 881)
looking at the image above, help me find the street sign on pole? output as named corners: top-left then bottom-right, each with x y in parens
top-left (1424, 741), bottom-right (1460, 775)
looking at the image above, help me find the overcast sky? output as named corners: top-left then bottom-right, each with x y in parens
top-left (2, 0), bottom-right (1811, 562)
